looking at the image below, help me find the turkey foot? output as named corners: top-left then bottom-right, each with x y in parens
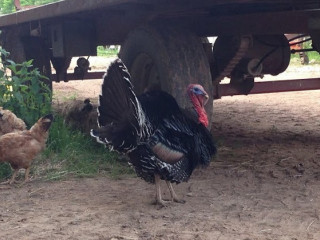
top-left (154, 174), bottom-right (169, 207)
top-left (166, 181), bottom-right (186, 204)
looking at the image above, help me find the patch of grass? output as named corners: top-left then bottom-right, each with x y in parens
top-left (97, 46), bottom-right (119, 57)
top-left (0, 115), bottom-right (134, 182)
top-left (290, 50), bottom-right (320, 64)
top-left (0, 163), bottom-right (12, 180)
top-left (43, 116), bottom-right (134, 179)
top-left (62, 93), bottom-right (78, 101)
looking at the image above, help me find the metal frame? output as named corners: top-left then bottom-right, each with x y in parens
top-left (51, 71), bottom-right (320, 98)
top-left (215, 78), bottom-right (320, 98)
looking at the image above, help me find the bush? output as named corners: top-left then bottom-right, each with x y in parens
top-left (0, 48), bottom-right (52, 127)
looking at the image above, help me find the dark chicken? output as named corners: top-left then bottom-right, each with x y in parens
top-left (91, 59), bottom-right (216, 206)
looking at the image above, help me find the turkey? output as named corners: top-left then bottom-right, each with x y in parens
top-left (91, 59), bottom-right (216, 206)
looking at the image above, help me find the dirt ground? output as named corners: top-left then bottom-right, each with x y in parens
top-left (1, 58), bottom-right (320, 240)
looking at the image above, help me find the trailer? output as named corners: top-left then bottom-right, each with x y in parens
top-left (1, 0), bottom-right (320, 121)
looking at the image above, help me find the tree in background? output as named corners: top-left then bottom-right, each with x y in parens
top-left (0, 0), bottom-right (14, 13)
top-left (0, 0), bottom-right (60, 14)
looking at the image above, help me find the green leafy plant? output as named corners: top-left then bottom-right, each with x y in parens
top-left (0, 0), bottom-right (60, 14)
top-left (0, 48), bottom-right (52, 127)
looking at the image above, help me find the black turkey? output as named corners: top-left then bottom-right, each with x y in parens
top-left (91, 59), bottom-right (216, 206)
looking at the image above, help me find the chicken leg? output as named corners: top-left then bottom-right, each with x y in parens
top-left (21, 167), bottom-right (31, 185)
top-left (9, 169), bottom-right (19, 184)
top-left (1, 167), bottom-right (31, 185)
top-left (0, 169), bottom-right (19, 185)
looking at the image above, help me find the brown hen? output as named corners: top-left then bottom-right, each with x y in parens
top-left (0, 107), bottom-right (27, 136)
top-left (0, 114), bottom-right (53, 184)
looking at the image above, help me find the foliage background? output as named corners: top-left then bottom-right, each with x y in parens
top-left (0, 48), bottom-right (52, 127)
top-left (0, 0), bottom-right (60, 14)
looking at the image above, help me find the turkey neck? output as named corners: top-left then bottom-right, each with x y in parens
top-left (189, 94), bottom-right (209, 127)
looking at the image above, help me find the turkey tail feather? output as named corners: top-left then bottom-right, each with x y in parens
top-left (98, 59), bottom-right (135, 126)
top-left (91, 59), bottom-right (148, 153)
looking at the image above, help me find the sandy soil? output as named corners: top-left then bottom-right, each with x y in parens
top-left (1, 58), bottom-right (320, 239)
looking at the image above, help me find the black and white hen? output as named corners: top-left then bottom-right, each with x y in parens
top-left (91, 59), bottom-right (216, 206)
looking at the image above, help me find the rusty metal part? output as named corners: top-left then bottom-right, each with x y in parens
top-left (212, 34), bottom-right (291, 95)
top-left (53, 71), bottom-right (320, 100)
top-left (212, 35), bottom-right (251, 84)
top-left (74, 57), bottom-right (91, 80)
top-left (243, 35), bottom-right (290, 76)
top-left (14, 0), bottom-right (22, 11)
top-left (51, 57), bottom-right (72, 82)
top-left (215, 78), bottom-right (320, 99)
top-left (211, 35), bottom-right (253, 95)
top-left (230, 73), bottom-right (255, 95)
top-left (213, 35), bottom-right (291, 80)
top-left (52, 71), bottom-right (105, 82)
top-left (77, 57), bottom-right (90, 70)
top-left (291, 48), bottom-right (314, 53)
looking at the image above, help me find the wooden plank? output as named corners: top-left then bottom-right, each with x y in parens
top-left (0, 0), bottom-right (131, 27)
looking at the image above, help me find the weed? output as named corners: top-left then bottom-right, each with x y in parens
top-left (0, 48), bottom-right (51, 127)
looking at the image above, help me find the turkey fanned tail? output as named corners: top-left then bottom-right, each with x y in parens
top-left (91, 59), bottom-right (151, 153)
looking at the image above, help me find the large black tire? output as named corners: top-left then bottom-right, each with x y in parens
top-left (119, 25), bottom-right (213, 127)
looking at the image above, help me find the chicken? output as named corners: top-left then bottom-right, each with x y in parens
top-left (0, 114), bottom-right (54, 185)
top-left (91, 59), bottom-right (216, 206)
top-left (0, 107), bottom-right (27, 136)
top-left (60, 98), bottom-right (97, 133)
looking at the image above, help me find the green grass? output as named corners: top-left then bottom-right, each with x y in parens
top-left (0, 115), bottom-right (134, 182)
top-left (291, 52), bottom-right (320, 64)
top-left (290, 39), bottom-right (320, 64)
top-left (97, 46), bottom-right (119, 57)
top-left (305, 51), bottom-right (320, 60)
top-left (0, 163), bottom-right (11, 181)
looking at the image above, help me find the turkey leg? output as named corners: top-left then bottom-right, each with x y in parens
top-left (166, 181), bottom-right (186, 204)
top-left (154, 174), bottom-right (168, 207)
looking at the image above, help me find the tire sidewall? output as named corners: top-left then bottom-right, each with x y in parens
top-left (119, 25), bottom-right (213, 126)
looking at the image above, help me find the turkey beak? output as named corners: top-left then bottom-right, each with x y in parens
top-left (202, 92), bottom-right (209, 106)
